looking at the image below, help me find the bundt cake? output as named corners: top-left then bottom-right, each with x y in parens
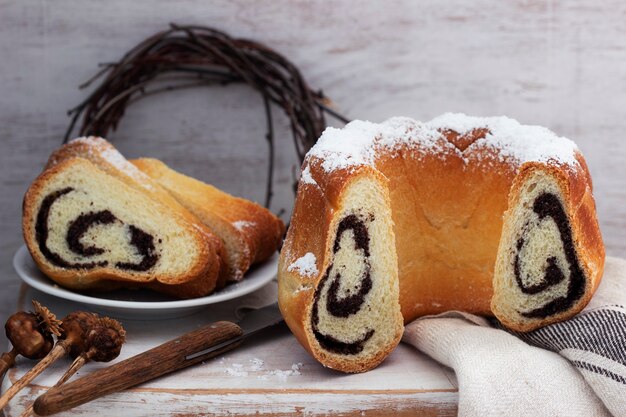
top-left (278, 113), bottom-right (605, 373)
top-left (131, 158), bottom-right (285, 281)
top-left (23, 158), bottom-right (221, 298)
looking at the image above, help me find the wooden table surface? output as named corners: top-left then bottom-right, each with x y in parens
top-left (2, 281), bottom-right (458, 416)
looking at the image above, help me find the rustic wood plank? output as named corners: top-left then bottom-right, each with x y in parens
top-left (1, 283), bottom-right (458, 416)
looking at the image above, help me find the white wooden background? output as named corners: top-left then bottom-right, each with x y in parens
top-left (1, 0), bottom-right (625, 357)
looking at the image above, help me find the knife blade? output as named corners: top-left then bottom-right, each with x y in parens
top-left (33, 302), bottom-right (284, 416)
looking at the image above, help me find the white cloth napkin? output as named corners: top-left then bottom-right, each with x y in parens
top-left (402, 256), bottom-right (626, 417)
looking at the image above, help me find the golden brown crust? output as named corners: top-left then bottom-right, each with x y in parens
top-left (282, 126), bottom-right (520, 326)
top-left (278, 162), bottom-right (334, 361)
top-left (44, 137), bottom-right (227, 289)
top-left (22, 158), bottom-right (218, 298)
top-left (492, 157), bottom-right (605, 332)
top-left (378, 140), bottom-right (516, 321)
top-left (131, 158), bottom-right (285, 281)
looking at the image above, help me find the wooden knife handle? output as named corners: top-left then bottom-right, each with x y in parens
top-left (34, 321), bottom-right (243, 416)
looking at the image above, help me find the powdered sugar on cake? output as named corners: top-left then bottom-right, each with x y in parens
top-left (69, 136), bottom-right (157, 190)
top-left (288, 252), bottom-right (318, 277)
top-left (69, 136), bottom-right (103, 147)
top-left (311, 121), bottom-right (380, 172)
top-left (306, 113), bottom-right (580, 173)
top-left (300, 165), bottom-right (317, 185)
top-left (427, 113), bottom-right (580, 166)
top-left (232, 220), bottom-right (256, 231)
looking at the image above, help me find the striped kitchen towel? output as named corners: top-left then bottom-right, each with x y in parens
top-left (402, 256), bottom-right (626, 417)
top-left (506, 304), bottom-right (626, 416)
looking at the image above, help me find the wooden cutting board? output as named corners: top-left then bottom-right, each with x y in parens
top-left (1, 281), bottom-right (458, 416)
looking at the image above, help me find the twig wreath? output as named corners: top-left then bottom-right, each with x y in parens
top-left (64, 23), bottom-right (349, 208)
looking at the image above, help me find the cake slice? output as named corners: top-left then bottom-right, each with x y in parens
top-left (23, 158), bottom-right (221, 298)
top-left (131, 158), bottom-right (285, 282)
top-left (492, 162), bottom-right (605, 331)
top-left (278, 163), bottom-right (404, 373)
top-left (45, 137), bottom-right (227, 288)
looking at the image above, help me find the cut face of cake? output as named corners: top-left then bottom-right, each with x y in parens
top-left (492, 165), bottom-right (601, 331)
top-left (312, 213), bottom-right (376, 355)
top-left (23, 158), bottom-right (219, 298)
top-left (282, 171), bottom-right (403, 373)
top-left (36, 187), bottom-right (159, 272)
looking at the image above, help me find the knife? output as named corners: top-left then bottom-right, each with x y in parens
top-left (33, 302), bottom-right (284, 416)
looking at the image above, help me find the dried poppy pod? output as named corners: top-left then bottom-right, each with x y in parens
top-left (0, 301), bottom-right (61, 382)
top-left (20, 317), bottom-right (126, 417)
top-left (83, 317), bottom-right (126, 362)
top-left (0, 311), bottom-right (99, 410)
top-left (57, 311), bottom-right (100, 358)
top-left (55, 317), bottom-right (126, 383)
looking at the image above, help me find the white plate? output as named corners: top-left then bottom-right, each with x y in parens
top-left (13, 245), bottom-right (278, 320)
